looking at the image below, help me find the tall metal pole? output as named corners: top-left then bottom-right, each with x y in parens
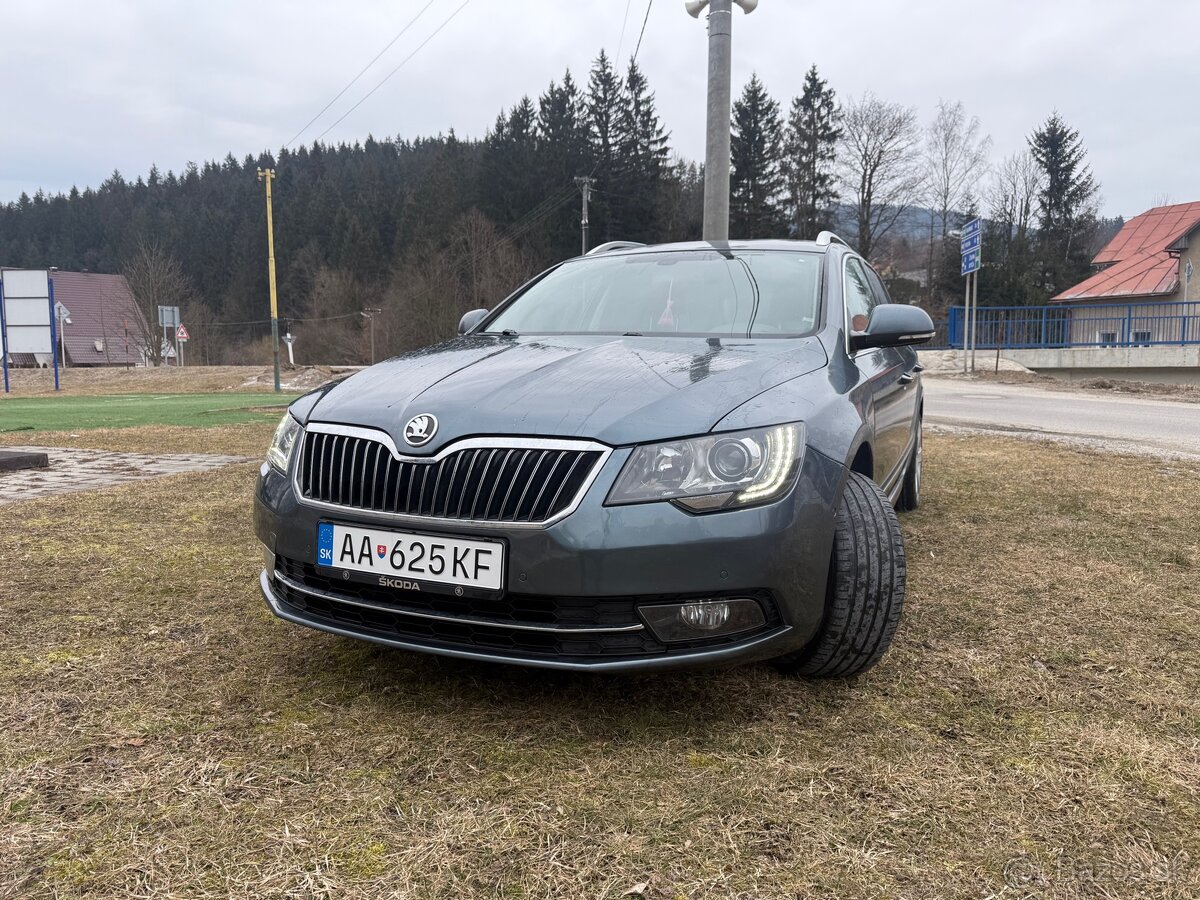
top-left (361, 308), bottom-right (382, 366)
top-left (964, 273), bottom-right (974, 374)
top-left (48, 278), bottom-right (60, 392)
top-left (576, 176), bottom-right (593, 255)
top-left (258, 167), bottom-right (282, 393)
top-left (962, 276), bottom-right (970, 375)
top-left (1, 282), bottom-right (9, 393)
top-left (701, 0), bottom-right (733, 242)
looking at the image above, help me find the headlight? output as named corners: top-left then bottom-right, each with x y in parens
top-left (606, 423), bottom-right (805, 512)
top-left (267, 413), bottom-right (302, 473)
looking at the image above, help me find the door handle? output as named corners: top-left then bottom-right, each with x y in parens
top-left (911, 364), bottom-right (925, 373)
top-left (898, 372), bottom-right (916, 385)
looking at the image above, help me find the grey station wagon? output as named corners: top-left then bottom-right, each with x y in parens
top-left (254, 235), bottom-right (935, 676)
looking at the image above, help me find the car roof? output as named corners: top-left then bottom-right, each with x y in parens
top-left (575, 239), bottom-right (844, 260)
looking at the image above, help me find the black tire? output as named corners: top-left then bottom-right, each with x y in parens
top-left (774, 472), bottom-right (906, 678)
top-left (897, 421), bottom-right (922, 512)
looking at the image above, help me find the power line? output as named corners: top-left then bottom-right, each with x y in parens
top-left (615, 0), bottom-right (634, 67)
top-left (284, 0), bottom-right (441, 150)
top-left (314, 0), bottom-right (472, 145)
top-left (632, 0), bottom-right (654, 64)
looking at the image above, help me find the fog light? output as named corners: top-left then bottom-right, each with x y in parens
top-left (639, 597), bottom-right (767, 643)
top-left (680, 601), bottom-right (731, 630)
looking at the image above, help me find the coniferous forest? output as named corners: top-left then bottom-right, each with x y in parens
top-left (0, 51), bottom-right (1111, 365)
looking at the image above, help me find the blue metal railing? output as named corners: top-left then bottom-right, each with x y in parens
top-left (945, 301), bottom-right (1200, 350)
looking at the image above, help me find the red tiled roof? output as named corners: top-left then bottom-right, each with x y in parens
top-left (1053, 249), bottom-right (1179, 301)
top-left (1092, 201), bottom-right (1200, 265)
top-left (1053, 201), bottom-right (1200, 302)
top-left (2, 269), bottom-right (147, 365)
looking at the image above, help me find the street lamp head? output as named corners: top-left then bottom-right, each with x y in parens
top-left (686, 0), bottom-right (756, 15)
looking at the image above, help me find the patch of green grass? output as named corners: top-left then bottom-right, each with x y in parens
top-left (0, 392), bottom-right (296, 432)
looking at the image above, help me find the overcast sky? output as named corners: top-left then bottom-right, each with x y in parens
top-left (1, 0), bottom-right (1195, 218)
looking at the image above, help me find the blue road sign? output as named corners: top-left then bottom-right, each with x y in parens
top-left (962, 217), bottom-right (982, 240)
top-left (960, 232), bottom-right (981, 255)
top-left (961, 248), bottom-right (981, 276)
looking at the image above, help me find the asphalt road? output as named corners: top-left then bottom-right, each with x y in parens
top-left (923, 378), bottom-right (1200, 459)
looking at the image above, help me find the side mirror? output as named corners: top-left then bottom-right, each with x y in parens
top-left (458, 308), bottom-right (489, 336)
top-left (849, 304), bottom-right (936, 353)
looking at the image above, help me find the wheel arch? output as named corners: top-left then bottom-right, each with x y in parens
top-left (849, 442), bottom-right (874, 479)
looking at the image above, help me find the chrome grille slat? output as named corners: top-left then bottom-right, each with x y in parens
top-left (369, 443), bottom-right (383, 510)
top-left (469, 449), bottom-right (499, 520)
top-left (546, 452), bottom-right (587, 515)
top-left (297, 431), bottom-right (604, 527)
top-left (513, 450), bottom-right (550, 522)
top-left (483, 450), bottom-right (515, 520)
top-left (500, 450), bottom-right (533, 520)
top-left (528, 451), bottom-right (567, 522)
top-left (335, 436), bottom-right (347, 505)
top-left (348, 438), bottom-right (361, 508)
top-left (418, 464), bottom-right (433, 516)
top-left (380, 442), bottom-right (393, 512)
top-left (439, 452), bottom-right (464, 518)
top-left (318, 433), bottom-right (329, 502)
top-left (455, 449), bottom-right (481, 519)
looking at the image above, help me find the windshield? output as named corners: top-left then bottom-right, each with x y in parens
top-left (486, 250), bottom-right (822, 338)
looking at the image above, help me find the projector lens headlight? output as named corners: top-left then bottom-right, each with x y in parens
top-left (606, 423), bottom-right (804, 512)
top-left (267, 413), bottom-right (302, 473)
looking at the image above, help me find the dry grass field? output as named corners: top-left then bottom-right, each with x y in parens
top-left (1, 418), bottom-right (1198, 898)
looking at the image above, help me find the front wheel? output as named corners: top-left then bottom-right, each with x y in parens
top-left (774, 471), bottom-right (907, 678)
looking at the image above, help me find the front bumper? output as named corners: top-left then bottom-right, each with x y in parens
top-left (255, 445), bottom-right (844, 672)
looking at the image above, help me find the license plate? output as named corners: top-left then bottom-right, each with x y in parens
top-left (316, 522), bottom-right (504, 592)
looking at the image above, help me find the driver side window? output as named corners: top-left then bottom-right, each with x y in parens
top-left (843, 258), bottom-right (877, 334)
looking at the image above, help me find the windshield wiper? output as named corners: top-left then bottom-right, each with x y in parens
top-left (622, 331), bottom-right (643, 337)
top-left (500, 329), bottom-right (520, 337)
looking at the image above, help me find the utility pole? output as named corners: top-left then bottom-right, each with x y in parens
top-left (686, 0), bottom-right (758, 242)
top-left (361, 308), bottom-right (383, 365)
top-left (257, 167), bottom-right (282, 393)
top-left (575, 176), bottom-right (594, 255)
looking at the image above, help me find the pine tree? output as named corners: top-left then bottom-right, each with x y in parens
top-left (613, 60), bottom-right (669, 243)
top-left (538, 70), bottom-right (592, 259)
top-left (479, 97), bottom-right (542, 228)
top-left (730, 74), bottom-right (787, 239)
top-left (1028, 112), bottom-right (1098, 297)
top-left (783, 65), bottom-right (840, 239)
top-left (586, 51), bottom-right (623, 241)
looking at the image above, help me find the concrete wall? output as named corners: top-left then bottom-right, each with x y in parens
top-left (1007, 346), bottom-right (1200, 385)
top-left (919, 346), bottom-right (1200, 385)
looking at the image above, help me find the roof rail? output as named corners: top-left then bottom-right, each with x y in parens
top-left (816, 231), bottom-right (849, 248)
top-left (586, 241), bottom-right (646, 256)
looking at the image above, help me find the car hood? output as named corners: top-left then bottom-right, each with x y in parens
top-left (306, 334), bottom-right (828, 452)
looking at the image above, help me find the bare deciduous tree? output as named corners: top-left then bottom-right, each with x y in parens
top-left (987, 151), bottom-right (1042, 245)
top-left (837, 94), bottom-right (924, 261)
top-left (120, 238), bottom-right (194, 366)
top-left (924, 100), bottom-right (991, 292)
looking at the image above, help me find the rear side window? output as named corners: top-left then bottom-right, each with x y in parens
top-left (843, 258), bottom-right (877, 333)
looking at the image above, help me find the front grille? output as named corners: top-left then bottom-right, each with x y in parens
top-left (298, 430), bottom-right (603, 524)
top-left (270, 556), bottom-right (782, 663)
